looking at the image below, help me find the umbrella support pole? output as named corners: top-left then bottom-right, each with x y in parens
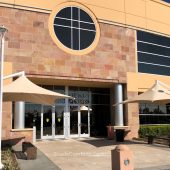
top-left (3, 71), bottom-right (25, 80)
top-left (3, 71), bottom-right (26, 130)
top-left (0, 26), bottom-right (8, 170)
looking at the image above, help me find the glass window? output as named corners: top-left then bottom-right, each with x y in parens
top-left (137, 31), bottom-right (170, 76)
top-left (138, 53), bottom-right (170, 66)
top-left (137, 31), bottom-right (170, 47)
top-left (139, 103), bottom-right (170, 124)
top-left (53, 6), bottom-right (96, 51)
top-left (54, 26), bottom-right (71, 49)
top-left (56, 7), bottom-right (71, 19)
top-left (138, 63), bottom-right (170, 76)
top-left (80, 30), bottom-right (95, 50)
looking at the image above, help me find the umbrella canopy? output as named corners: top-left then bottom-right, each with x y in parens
top-left (114, 80), bottom-right (170, 106)
top-left (3, 76), bottom-right (73, 105)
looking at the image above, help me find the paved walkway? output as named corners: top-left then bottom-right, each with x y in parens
top-left (35, 138), bottom-right (170, 170)
top-left (13, 145), bottom-right (61, 170)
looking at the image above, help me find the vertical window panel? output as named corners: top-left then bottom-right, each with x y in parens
top-left (57, 7), bottom-right (71, 19)
top-left (80, 30), bottom-right (96, 50)
top-left (54, 26), bottom-right (71, 49)
top-left (73, 28), bottom-right (79, 50)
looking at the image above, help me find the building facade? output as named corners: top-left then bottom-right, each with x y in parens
top-left (0, 0), bottom-right (170, 143)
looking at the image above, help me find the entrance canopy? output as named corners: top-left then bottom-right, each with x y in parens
top-left (3, 76), bottom-right (73, 105)
top-left (114, 80), bottom-right (170, 106)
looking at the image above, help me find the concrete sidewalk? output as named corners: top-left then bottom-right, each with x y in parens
top-left (13, 145), bottom-right (61, 170)
top-left (35, 138), bottom-right (170, 170)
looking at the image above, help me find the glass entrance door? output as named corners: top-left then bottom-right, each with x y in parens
top-left (42, 106), bottom-right (52, 139)
top-left (41, 105), bottom-right (65, 139)
top-left (80, 110), bottom-right (89, 136)
top-left (41, 104), bottom-right (90, 139)
top-left (70, 106), bottom-right (79, 136)
top-left (70, 105), bottom-right (90, 138)
top-left (55, 106), bottom-right (64, 137)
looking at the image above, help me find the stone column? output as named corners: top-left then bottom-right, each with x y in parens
top-left (14, 101), bottom-right (25, 129)
top-left (114, 84), bottom-right (124, 126)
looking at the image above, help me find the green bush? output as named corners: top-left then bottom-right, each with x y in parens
top-left (139, 125), bottom-right (170, 138)
top-left (2, 147), bottom-right (19, 170)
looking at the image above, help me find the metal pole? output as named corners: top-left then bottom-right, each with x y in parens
top-left (0, 26), bottom-right (8, 169)
top-left (114, 84), bottom-right (124, 126)
top-left (3, 71), bottom-right (25, 80)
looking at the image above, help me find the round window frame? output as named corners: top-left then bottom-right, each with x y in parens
top-left (49, 2), bottom-right (100, 55)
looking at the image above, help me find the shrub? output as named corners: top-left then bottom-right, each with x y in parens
top-left (139, 125), bottom-right (170, 138)
top-left (2, 147), bottom-right (19, 170)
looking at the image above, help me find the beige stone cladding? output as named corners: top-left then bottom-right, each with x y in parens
top-left (0, 6), bottom-right (138, 140)
top-left (124, 92), bottom-right (139, 139)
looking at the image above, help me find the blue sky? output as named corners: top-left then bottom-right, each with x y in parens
top-left (162, 0), bottom-right (170, 3)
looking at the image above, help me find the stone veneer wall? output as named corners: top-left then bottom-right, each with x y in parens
top-left (2, 102), bottom-right (33, 145)
top-left (0, 6), bottom-right (139, 140)
top-left (124, 92), bottom-right (139, 139)
top-left (2, 102), bottom-right (12, 140)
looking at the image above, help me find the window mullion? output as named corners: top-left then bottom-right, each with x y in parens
top-left (78, 8), bottom-right (80, 50)
top-left (71, 7), bottom-right (73, 49)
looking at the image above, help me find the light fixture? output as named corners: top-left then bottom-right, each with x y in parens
top-left (0, 26), bottom-right (8, 34)
top-left (80, 106), bottom-right (92, 111)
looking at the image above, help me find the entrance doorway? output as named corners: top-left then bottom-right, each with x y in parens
top-left (24, 86), bottom-right (110, 140)
top-left (41, 105), bottom-right (90, 139)
top-left (41, 105), bottom-right (65, 139)
top-left (70, 105), bottom-right (90, 138)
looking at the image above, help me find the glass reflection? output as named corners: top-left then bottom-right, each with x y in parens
top-left (139, 103), bottom-right (170, 124)
top-left (55, 106), bottom-right (64, 135)
top-left (43, 106), bottom-right (52, 136)
top-left (81, 110), bottom-right (88, 134)
top-left (70, 106), bottom-right (78, 135)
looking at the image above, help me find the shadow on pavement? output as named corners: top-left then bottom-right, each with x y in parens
top-left (79, 138), bottom-right (146, 147)
top-left (13, 145), bottom-right (61, 170)
top-left (14, 151), bottom-right (27, 160)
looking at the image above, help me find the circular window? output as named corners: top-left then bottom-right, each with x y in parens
top-left (49, 2), bottom-right (100, 55)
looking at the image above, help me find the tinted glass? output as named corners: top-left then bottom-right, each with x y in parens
top-left (80, 22), bottom-right (95, 30)
top-left (54, 18), bottom-right (71, 27)
top-left (138, 53), bottom-right (170, 66)
top-left (137, 31), bottom-right (170, 76)
top-left (80, 30), bottom-right (95, 49)
top-left (72, 7), bottom-right (79, 20)
top-left (138, 43), bottom-right (170, 56)
top-left (73, 21), bottom-right (79, 27)
top-left (73, 28), bottom-right (79, 50)
top-left (80, 9), bottom-right (93, 23)
top-left (138, 63), bottom-right (170, 76)
top-left (53, 6), bottom-right (96, 51)
top-left (57, 7), bottom-right (71, 19)
top-left (54, 26), bottom-right (71, 48)
top-left (137, 31), bottom-right (170, 47)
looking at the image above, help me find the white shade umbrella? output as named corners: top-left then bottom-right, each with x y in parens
top-left (114, 80), bottom-right (170, 106)
top-left (3, 76), bottom-right (73, 105)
